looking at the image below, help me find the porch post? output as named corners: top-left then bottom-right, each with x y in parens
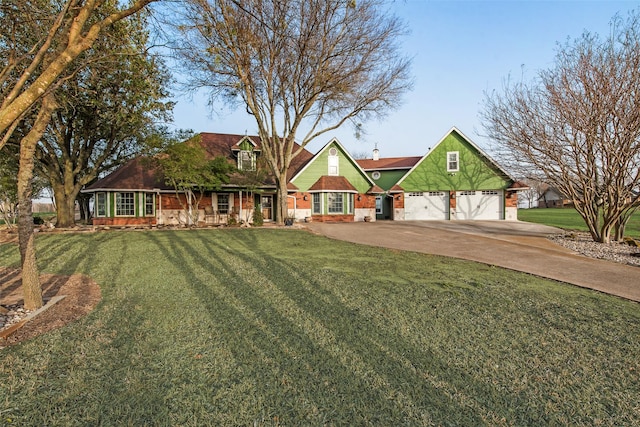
top-left (239, 190), bottom-right (243, 223)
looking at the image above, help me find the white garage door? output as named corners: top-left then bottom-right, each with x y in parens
top-left (456, 190), bottom-right (503, 220)
top-left (405, 192), bottom-right (449, 220)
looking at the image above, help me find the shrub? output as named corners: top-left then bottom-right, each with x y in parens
top-left (252, 205), bottom-right (263, 226)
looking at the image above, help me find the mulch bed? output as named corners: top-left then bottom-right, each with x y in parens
top-left (0, 265), bottom-right (101, 348)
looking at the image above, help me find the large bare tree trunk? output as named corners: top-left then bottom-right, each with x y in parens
top-left (51, 182), bottom-right (80, 228)
top-left (276, 175), bottom-right (289, 225)
top-left (17, 96), bottom-right (57, 310)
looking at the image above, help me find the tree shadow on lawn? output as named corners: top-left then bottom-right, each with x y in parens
top-left (1, 291), bottom-right (175, 425)
top-left (144, 229), bottom-right (521, 425)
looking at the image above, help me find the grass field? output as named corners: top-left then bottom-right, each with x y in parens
top-left (0, 229), bottom-right (639, 425)
top-left (518, 207), bottom-right (640, 238)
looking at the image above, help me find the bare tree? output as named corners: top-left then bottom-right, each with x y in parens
top-left (172, 0), bottom-right (412, 224)
top-left (0, 0), bottom-right (158, 310)
top-left (518, 176), bottom-right (547, 209)
top-left (482, 12), bottom-right (640, 243)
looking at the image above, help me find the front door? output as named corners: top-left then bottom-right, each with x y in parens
top-left (261, 195), bottom-right (273, 221)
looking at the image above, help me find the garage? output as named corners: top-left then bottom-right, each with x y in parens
top-left (404, 191), bottom-right (449, 220)
top-left (455, 190), bottom-right (503, 220)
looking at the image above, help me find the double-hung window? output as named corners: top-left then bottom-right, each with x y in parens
top-left (115, 192), bottom-right (135, 216)
top-left (238, 150), bottom-right (256, 171)
top-left (328, 148), bottom-right (339, 176)
top-left (144, 193), bottom-right (154, 216)
top-left (447, 151), bottom-right (459, 172)
top-left (327, 192), bottom-right (343, 213)
top-left (312, 193), bottom-right (322, 214)
top-left (95, 192), bottom-right (107, 217)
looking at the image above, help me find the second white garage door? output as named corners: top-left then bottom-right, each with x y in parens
top-left (405, 192), bottom-right (449, 220)
top-left (456, 190), bottom-right (503, 220)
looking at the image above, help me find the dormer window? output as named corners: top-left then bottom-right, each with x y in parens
top-left (238, 150), bottom-right (256, 171)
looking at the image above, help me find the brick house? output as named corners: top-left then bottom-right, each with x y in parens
top-left (82, 128), bottom-right (523, 225)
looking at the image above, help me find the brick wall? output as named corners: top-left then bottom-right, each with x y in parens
top-left (93, 217), bottom-right (156, 226)
top-left (312, 214), bottom-right (354, 222)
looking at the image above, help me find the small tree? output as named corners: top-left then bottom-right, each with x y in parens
top-left (173, 0), bottom-right (411, 224)
top-left (155, 138), bottom-right (235, 226)
top-left (0, 0), bottom-right (159, 310)
top-left (482, 11), bottom-right (640, 243)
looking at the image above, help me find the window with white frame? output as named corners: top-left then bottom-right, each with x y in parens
top-left (95, 192), bottom-right (107, 217)
top-left (217, 194), bottom-right (229, 214)
top-left (312, 193), bottom-right (321, 214)
top-left (115, 192), bottom-right (135, 216)
top-left (447, 151), bottom-right (459, 172)
top-left (328, 148), bottom-right (339, 176)
top-left (238, 150), bottom-right (256, 171)
top-left (327, 192), bottom-right (343, 213)
top-left (347, 193), bottom-right (354, 214)
top-left (144, 193), bottom-right (154, 216)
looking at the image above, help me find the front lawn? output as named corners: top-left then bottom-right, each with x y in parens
top-left (0, 229), bottom-right (638, 425)
top-left (519, 207), bottom-right (640, 238)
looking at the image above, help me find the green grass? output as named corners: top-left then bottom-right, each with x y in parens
top-left (518, 207), bottom-right (640, 238)
top-left (1, 229), bottom-right (639, 426)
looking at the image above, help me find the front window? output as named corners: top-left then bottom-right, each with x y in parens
top-left (312, 193), bottom-right (321, 214)
top-left (115, 192), bottom-right (134, 216)
top-left (144, 193), bottom-right (154, 216)
top-left (96, 192), bottom-right (106, 217)
top-left (217, 194), bottom-right (229, 214)
top-left (327, 192), bottom-right (343, 213)
top-left (447, 151), bottom-right (459, 172)
top-left (238, 150), bottom-right (256, 171)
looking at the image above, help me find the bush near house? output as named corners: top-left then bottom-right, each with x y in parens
top-left (0, 229), bottom-right (638, 425)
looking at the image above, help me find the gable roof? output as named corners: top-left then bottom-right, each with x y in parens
top-left (85, 133), bottom-right (315, 192)
top-left (396, 126), bottom-right (514, 187)
top-left (356, 156), bottom-right (421, 171)
top-left (290, 137), bottom-right (377, 188)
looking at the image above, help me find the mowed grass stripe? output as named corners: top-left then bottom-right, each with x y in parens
top-left (0, 229), bottom-right (638, 426)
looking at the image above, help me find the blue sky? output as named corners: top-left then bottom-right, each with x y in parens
top-left (169, 0), bottom-right (639, 159)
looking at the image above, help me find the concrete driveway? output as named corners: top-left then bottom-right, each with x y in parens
top-left (305, 220), bottom-right (640, 303)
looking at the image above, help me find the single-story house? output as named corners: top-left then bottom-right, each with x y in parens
top-left (82, 127), bottom-right (524, 225)
top-left (537, 186), bottom-right (573, 208)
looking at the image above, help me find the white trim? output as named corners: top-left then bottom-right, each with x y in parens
top-left (289, 138), bottom-right (377, 188)
top-left (396, 126), bottom-right (516, 187)
top-left (447, 151), bottom-right (459, 172)
top-left (95, 192), bottom-right (107, 217)
top-left (114, 191), bottom-right (135, 217)
top-left (328, 152), bottom-right (339, 176)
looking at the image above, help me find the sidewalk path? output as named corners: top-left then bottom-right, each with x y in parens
top-left (306, 221), bottom-right (640, 303)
